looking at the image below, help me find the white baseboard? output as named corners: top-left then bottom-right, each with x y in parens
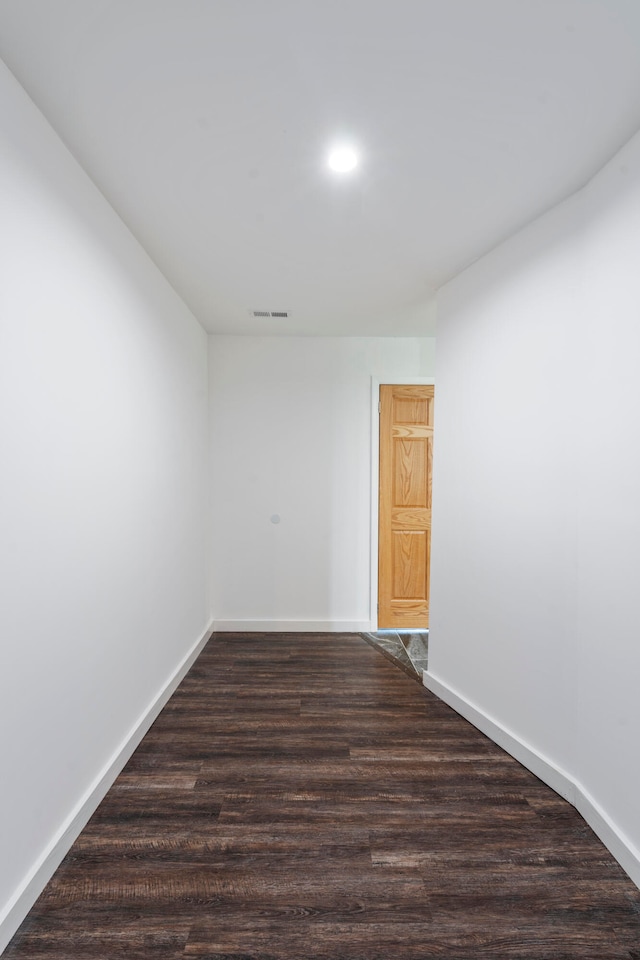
top-left (423, 668), bottom-right (640, 891)
top-left (212, 619), bottom-right (373, 633)
top-left (0, 619), bottom-right (214, 955)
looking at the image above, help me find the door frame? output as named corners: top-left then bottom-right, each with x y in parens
top-left (369, 376), bottom-right (435, 630)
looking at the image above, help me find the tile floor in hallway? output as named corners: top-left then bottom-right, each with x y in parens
top-left (360, 630), bottom-right (429, 681)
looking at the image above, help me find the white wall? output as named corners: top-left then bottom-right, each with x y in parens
top-left (0, 60), bottom-right (210, 947)
top-left (209, 335), bottom-right (435, 629)
top-left (429, 126), bottom-right (640, 883)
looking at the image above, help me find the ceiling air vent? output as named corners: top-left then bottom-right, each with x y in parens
top-left (251, 309), bottom-right (291, 319)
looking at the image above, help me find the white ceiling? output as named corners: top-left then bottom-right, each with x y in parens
top-left (2, 0), bottom-right (640, 336)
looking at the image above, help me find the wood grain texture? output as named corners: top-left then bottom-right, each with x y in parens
top-left (392, 532), bottom-right (428, 598)
top-left (393, 440), bottom-right (429, 507)
top-left (5, 632), bottom-right (640, 960)
top-left (379, 384), bottom-right (434, 629)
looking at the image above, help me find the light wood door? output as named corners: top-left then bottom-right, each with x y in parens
top-left (378, 384), bottom-right (434, 629)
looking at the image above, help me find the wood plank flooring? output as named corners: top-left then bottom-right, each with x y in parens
top-left (5, 632), bottom-right (640, 959)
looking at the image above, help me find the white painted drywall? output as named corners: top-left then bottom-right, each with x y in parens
top-left (0, 59), bottom-right (209, 942)
top-left (430, 125), bottom-right (640, 875)
top-left (208, 336), bottom-right (435, 628)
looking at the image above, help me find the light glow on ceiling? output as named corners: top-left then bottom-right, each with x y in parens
top-left (327, 145), bottom-right (359, 173)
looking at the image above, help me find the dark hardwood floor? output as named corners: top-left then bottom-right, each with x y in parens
top-left (5, 633), bottom-right (640, 959)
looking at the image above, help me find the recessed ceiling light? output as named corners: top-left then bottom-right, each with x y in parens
top-left (327, 145), bottom-right (359, 173)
